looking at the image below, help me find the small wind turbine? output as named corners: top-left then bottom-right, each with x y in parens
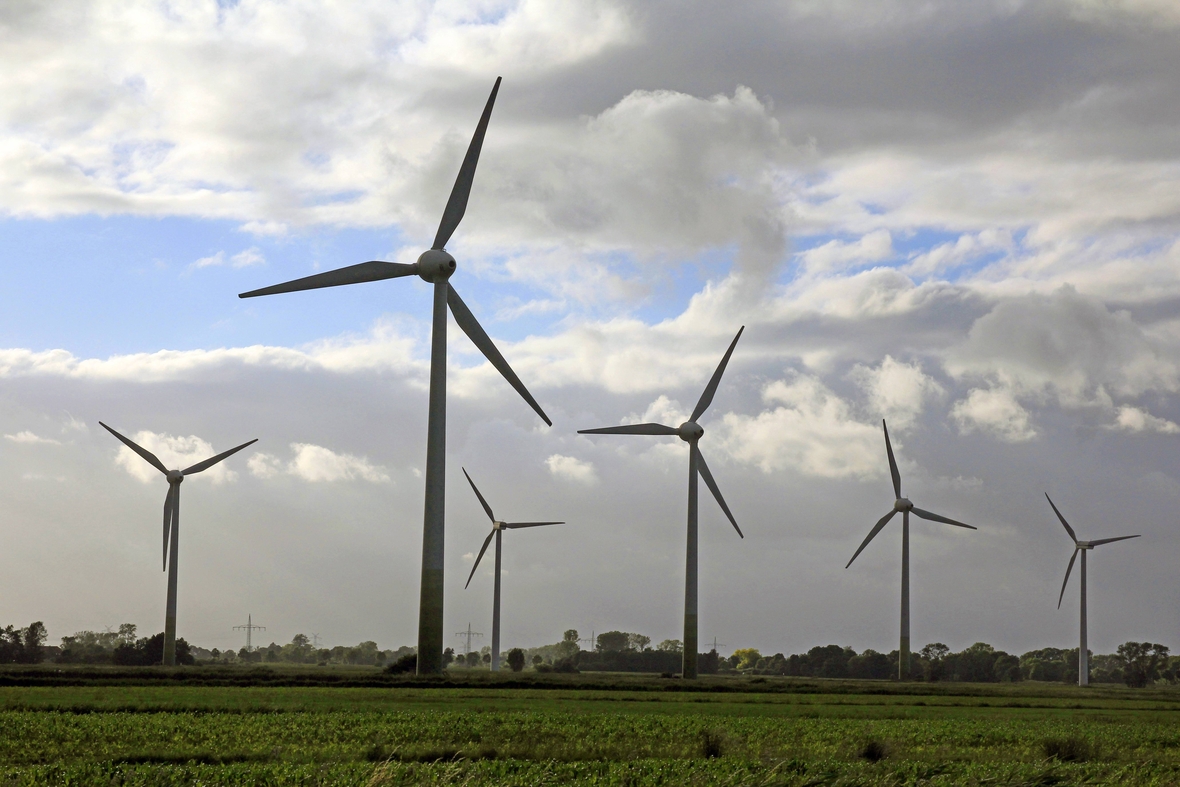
top-left (239, 78), bottom-right (550, 674)
top-left (461, 468), bottom-right (562, 671)
top-left (846, 420), bottom-right (975, 680)
top-left (100, 422), bottom-right (256, 666)
top-left (1047, 494), bottom-right (1140, 687)
top-left (578, 327), bottom-right (745, 679)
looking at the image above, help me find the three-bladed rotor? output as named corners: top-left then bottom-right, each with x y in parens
top-left (237, 77), bottom-right (549, 427)
top-left (461, 468), bottom-right (563, 589)
top-left (100, 422), bottom-right (257, 570)
top-left (846, 420), bottom-right (974, 569)
top-left (577, 326), bottom-right (745, 538)
top-left (1046, 493), bottom-right (1140, 608)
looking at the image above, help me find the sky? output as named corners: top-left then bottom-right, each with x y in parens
top-left (2, 0), bottom-right (1180, 659)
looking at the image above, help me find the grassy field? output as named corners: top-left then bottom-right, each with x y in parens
top-left (2, 670), bottom-right (1179, 785)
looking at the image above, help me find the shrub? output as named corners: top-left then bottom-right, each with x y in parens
top-left (859, 740), bottom-right (889, 762)
top-left (384, 653), bottom-right (417, 674)
top-left (1043, 736), bottom-right (1093, 762)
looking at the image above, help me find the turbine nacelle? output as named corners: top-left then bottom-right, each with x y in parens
top-left (416, 249), bottom-right (457, 282)
top-left (893, 497), bottom-right (912, 513)
top-left (678, 421), bottom-right (704, 442)
top-left (166, 470), bottom-right (184, 484)
top-left (493, 520), bottom-right (506, 531)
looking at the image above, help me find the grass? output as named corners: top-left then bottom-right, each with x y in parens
top-left (2, 669), bottom-right (1180, 784)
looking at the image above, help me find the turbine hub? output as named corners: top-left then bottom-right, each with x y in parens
top-left (894, 497), bottom-right (913, 512)
top-left (167, 470), bottom-right (184, 484)
top-left (678, 421), bottom-right (704, 442)
top-left (416, 249), bottom-right (457, 282)
top-left (493, 521), bottom-right (505, 531)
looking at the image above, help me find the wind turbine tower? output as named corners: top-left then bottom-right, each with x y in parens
top-left (845, 421), bottom-right (975, 680)
top-left (239, 78), bottom-right (550, 674)
top-left (1046, 494), bottom-right (1141, 687)
top-left (579, 327), bottom-right (745, 679)
top-left (101, 423), bottom-right (256, 666)
top-left (461, 468), bottom-right (563, 671)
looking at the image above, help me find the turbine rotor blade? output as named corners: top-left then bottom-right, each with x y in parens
top-left (846, 509), bottom-right (897, 569)
top-left (100, 422), bottom-right (168, 475)
top-left (696, 446), bottom-right (742, 538)
top-left (182, 439), bottom-right (259, 476)
top-left (448, 284), bottom-right (551, 426)
top-left (465, 530), bottom-right (496, 589)
top-left (238, 261), bottom-right (417, 299)
top-left (503, 521), bottom-right (564, 529)
top-left (690, 326), bottom-right (744, 423)
top-left (462, 467), bottom-right (496, 523)
top-left (433, 77), bottom-right (501, 251)
top-left (1045, 494), bottom-right (1078, 543)
top-left (162, 485), bottom-right (174, 571)
top-left (1058, 547), bottom-right (1079, 609)
top-left (577, 423), bottom-right (678, 436)
top-left (882, 420), bottom-right (901, 500)
top-left (1090, 535), bottom-right (1141, 547)
top-left (911, 507), bottom-right (976, 530)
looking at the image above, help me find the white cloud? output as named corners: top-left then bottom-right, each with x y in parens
top-left (950, 387), bottom-right (1037, 442)
top-left (717, 373), bottom-right (881, 478)
top-left (5, 431), bottom-right (60, 445)
top-left (109, 431), bottom-right (244, 484)
top-left (247, 452), bottom-right (283, 479)
top-left (545, 454), bottom-right (598, 485)
top-left (1106, 405), bottom-right (1180, 435)
top-left (849, 355), bottom-right (943, 429)
top-left (286, 443), bottom-right (389, 484)
top-left (797, 229), bottom-right (893, 273)
top-left (191, 247), bottom-right (265, 270)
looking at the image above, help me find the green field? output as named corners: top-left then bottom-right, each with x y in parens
top-left (3, 671), bottom-right (1180, 785)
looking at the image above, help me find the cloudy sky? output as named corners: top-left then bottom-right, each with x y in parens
top-left (3, 0), bottom-right (1179, 659)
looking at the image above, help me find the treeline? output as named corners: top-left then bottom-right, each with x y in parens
top-left (734, 641), bottom-right (1175, 687)
top-left (225, 634), bottom-right (415, 666)
top-left (0, 622), bottom-right (47, 664)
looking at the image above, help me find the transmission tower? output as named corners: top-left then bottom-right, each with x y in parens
top-left (233, 614), bottom-right (265, 651)
top-left (310, 633), bottom-right (322, 648)
top-left (709, 636), bottom-right (726, 653)
top-left (454, 623), bottom-right (484, 655)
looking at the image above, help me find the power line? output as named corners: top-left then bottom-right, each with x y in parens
top-left (233, 614), bottom-right (265, 651)
top-left (454, 623), bottom-right (484, 655)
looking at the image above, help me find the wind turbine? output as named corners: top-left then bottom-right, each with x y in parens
top-left (577, 327), bottom-right (745, 679)
top-left (1047, 494), bottom-right (1140, 687)
top-left (100, 422), bottom-right (256, 666)
top-left (238, 78), bottom-right (551, 674)
top-left (461, 468), bottom-right (562, 671)
top-left (845, 420), bottom-right (975, 680)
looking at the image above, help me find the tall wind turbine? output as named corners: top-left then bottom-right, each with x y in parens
top-left (100, 422), bottom-right (256, 666)
top-left (577, 327), bottom-right (745, 679)
top-left (846, 421), bottom-right (975, 680)
top-left (1047, 494), bottom-right (1140, 687)
top-left (238, 78), bottom-right (551, 674)
top-left (461, 468), bottom-right (562, 671)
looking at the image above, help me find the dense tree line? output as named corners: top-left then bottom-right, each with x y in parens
top-left (0, 622), bottom-right (46, 664)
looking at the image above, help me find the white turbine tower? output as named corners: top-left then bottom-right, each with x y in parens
top-left (578, 327), bottom-right (745, 679)
top-left (461, 468), bottom-right (563, 671)
top-left (100, 422), bottom-right (257, 666)
top-left (238, 78), bottom-right (551, 674)
top-left (1046, 494), bottom-right (1140, 687)
top-left (845, 420), bottom-right (975, 680)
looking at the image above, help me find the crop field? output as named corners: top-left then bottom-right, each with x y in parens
top-left (2, 673), bottom-right (1180, 785)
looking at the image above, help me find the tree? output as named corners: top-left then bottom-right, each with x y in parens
top-left (732, 648), bottom-right (761, 670)
top-left (1118, 642), bottom-right (1170, 688)
top-left (506, 648), bottom-right (526, 672)
top-left (442, 647), bottom-right (455, 668)
top-left (531, 654), bottom-right (543, 667)
top-left (629, 633), bottom-right (651, 652)
top-left (657, 639), bottom-right (683, 653)
top-left (596, 631), bottom-right (630, 653)
top-left (18, 622), bottom-right (46, 664)
top-left (555, 630), bottom-right (580, 660)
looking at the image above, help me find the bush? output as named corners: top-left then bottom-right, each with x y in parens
top-left (859, 740), bottom-right (889, 762)
top-left (384, 653), bottom-right (417, 674)
top-left (112, 633), bottom-right (194, 666)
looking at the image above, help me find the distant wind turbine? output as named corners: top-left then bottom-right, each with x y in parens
top-left (1046, 494), bottom-right (1140, 687)
top-left (100, 422), bottom-right (256, 666)
top-left (578, 327), bottom-right (745, 679)
top-left (461, 468), bottom-right (562, 671)
top-left (846, 420), bottom-right (975, 680)
top-left (238, 78), bottom-right (551, 674)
